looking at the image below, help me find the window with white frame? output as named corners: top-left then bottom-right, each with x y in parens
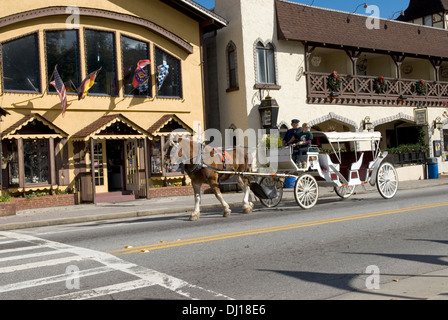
top-left (256, 41), bottom-right (276, 84)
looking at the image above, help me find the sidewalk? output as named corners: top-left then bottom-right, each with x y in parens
top-left (1, 176), bottom-right (448, 300)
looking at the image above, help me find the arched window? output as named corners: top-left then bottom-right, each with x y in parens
top-left (226, 41), bottom-right (238, 90)
top-left (256, 41), bottom-right (276, 84)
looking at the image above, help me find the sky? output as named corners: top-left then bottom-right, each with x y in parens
top-left (194, 0), bottom-right (411, 19)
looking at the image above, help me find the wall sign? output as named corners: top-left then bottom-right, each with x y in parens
top-left (414, 108), bottom-right (428, 126)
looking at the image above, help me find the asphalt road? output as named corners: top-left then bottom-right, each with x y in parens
top-left (1, 185), bottom-right (448, 305)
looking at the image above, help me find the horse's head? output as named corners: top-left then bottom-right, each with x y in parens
top-left (163, 136), bottom-right (180, 170)
top-left (163, 135), bottom-right (195, 169)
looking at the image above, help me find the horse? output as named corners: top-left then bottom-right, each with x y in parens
top-left (163, 135), bottom-right (254, 221)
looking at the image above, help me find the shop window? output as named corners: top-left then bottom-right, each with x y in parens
top-left (24, 139), bottom-right (49, 184)
top-left (45, 30), bottom-right (80, 92)
top-left (121, 35), bottom-right (151, 97)
top-left (1, 33), bottom-right (40, 92)
top-left (7, 141), bottom-right (19, 185)
top-left (151, 139), bottom-right (162, 174)
top-left (155, 47), bottom-right (182, 98)
top-left (256, 41), bottom-right (276, 84)
top-left (93, 140), bottom-right (104, 186)
top-left (84, 29), bottom-right (117, 96)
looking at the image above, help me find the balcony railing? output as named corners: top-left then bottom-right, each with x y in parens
top-left (306, 72), bottom-right (448, 107)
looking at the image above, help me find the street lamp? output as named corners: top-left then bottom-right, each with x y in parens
top-left (258, 95), bottom-right (279, 132)
top-left (434, 117), bottom-right (442, 130)
top-left (363, 116), bottom-right (372, 131)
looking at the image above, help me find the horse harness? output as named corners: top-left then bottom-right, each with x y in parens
top-left (178, 142), bottom-right (236, 175)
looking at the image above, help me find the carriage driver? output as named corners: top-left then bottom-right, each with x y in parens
top-left (282, 119), bottom-right (302, 147)
top-left (291, 123), bottom-right (313, 167)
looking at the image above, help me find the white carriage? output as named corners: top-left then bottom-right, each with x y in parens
top-left (251, 131), bottom-right (399, 209)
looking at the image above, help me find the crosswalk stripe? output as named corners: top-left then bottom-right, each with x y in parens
top-left (0, 266), bottom-right (113, 293)
top-left (0, 256), bottom-right (85, 274)
top-left (43, 279), bottom-right (156, 300)
top-left (0, 245), bottom-right (45, 254)
top-left (0, 249), bottom-right (72, 262)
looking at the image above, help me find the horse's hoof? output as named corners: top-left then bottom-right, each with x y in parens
top-left (223, 209), bottom-right (231, 217)
top-left (242, 203), bottom-right (254, 214)
top-left (189, 213), bottom-right (199, 221)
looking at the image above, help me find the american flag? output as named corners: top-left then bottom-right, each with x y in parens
top-left (50, 67), bottom-right (67, 117)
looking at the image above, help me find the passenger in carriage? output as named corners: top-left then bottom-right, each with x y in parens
top-left (291, 123), bottom-right (313, 167)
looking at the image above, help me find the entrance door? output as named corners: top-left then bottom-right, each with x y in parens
top-left (106, 140), bottom-right (124, 192)
top-left (125, 139), bottom-right (139, 191)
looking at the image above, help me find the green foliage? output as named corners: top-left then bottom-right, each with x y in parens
top-left (385, 128), bottom-right (428, 154)
top-left (415, 79), bottom-right (427, 95)
top-left (374, 76), bottom-right (388, 94)
top-left (0, 194), bottom-right (13, 202)
top-left (264, 134), bottom-right (283, 149)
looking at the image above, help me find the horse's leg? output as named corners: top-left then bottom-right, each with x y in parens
top-left (190, 182), bottom-right (202, 221)
top-left (209, 180), bottom-right (231, 217)
top-left (238, 176), bottom-right (254, 214)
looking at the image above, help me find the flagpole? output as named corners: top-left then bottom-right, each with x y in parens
top-left (42, 64), bottom-right (57, 97)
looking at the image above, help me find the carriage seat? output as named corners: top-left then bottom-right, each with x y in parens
top-left (348, 153), bottom-right (364, 185)
top-left (329, 152), bottom-right (373, 183)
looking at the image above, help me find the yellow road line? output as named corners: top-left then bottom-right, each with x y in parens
top-left (112, 201), bottom-right (448, 255)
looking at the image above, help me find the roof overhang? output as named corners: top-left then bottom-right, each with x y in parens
top-left (72, 114), bottom-right (152, 141)
top-left (275, 0), bottom-right (448, 59)
top-left (160, 0), bottom-right (227, 33)
top-left (1, 113), bottom-right (68, 139)
top-left (148, 114), bottom-right (193, 137)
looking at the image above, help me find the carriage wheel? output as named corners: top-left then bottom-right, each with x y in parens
top-left (334, 185), bottom-right (356, 199)
top-left (259, 176), bottom-right (284, 208)
top-left (376, 162), bottom-right (398, 199)
top-left (294, 174), bottom-right (319, 209)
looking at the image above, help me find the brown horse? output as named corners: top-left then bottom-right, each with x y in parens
top-left (164, 135), bottom-right (254, 221)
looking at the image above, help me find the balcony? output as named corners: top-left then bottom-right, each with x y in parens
top-left (306, 72), bottom-right (448, 107)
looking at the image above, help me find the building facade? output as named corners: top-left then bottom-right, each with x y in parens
top-left (0, 0), bottom-right (226, 202)
top-left (210, 0), bottom-right (448, 177)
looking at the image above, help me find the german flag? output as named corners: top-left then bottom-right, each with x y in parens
top-left (77, 67), bottom-right (101, 100)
